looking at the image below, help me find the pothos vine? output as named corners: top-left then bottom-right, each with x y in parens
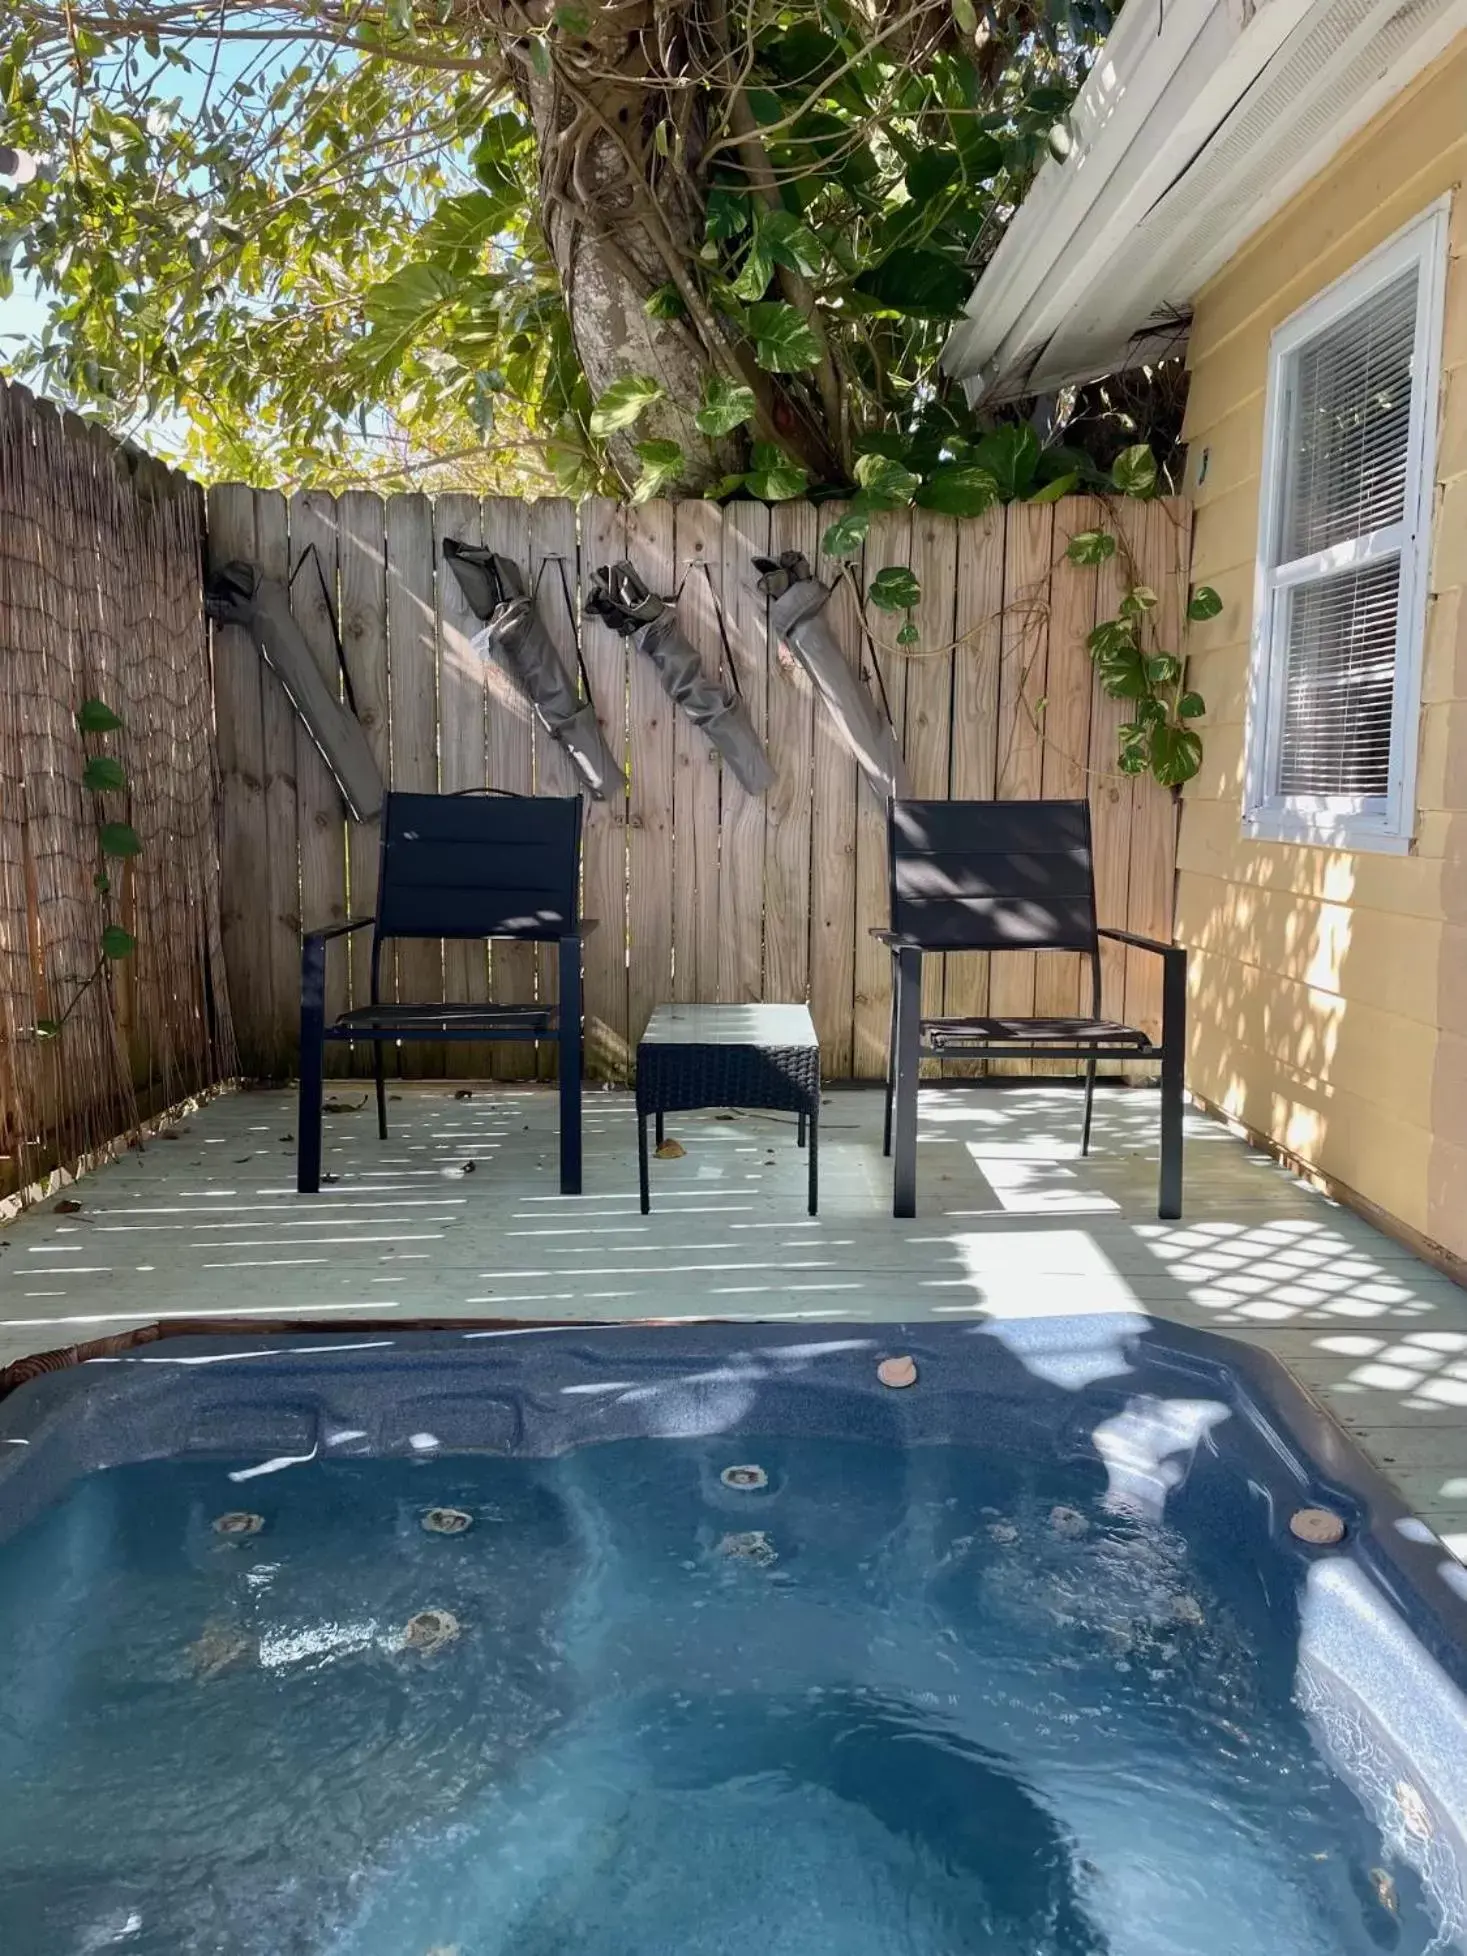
top-left (850, 442), bottom-right (1217, 792)
top-left (35, 698), bottom-right (139, 1041)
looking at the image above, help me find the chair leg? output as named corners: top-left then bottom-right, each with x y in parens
top-left (797, 1112), bottom-right (807, 1148)
top-left (892, 946), bottom-right (922, 1219)
top-left (1080, 1056), bottom-right (1098, 1158)
top-left (558, 935), bottom-right (583, 1197)
top-left (638, 1112), bottom-right (651, 1215)
top-left (807, 1107), bottom-right (819, 1216)
top-left (883, 970), bottom-right (897, 1158)
top-left (297, 938), bottom-right (326, 1195)
top-left (1158, 947), bottom-right (1187, 1220)
top-left (374, 1040), bottom-right (388, 1142)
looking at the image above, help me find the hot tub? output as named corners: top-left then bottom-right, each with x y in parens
top-left (1, 1317), bottom-right (1464, 1955)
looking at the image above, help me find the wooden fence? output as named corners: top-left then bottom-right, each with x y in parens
top-left (208, 488), bottom-right (1189, 1083)
top-left (0, 380), bottom-right (234, 1199)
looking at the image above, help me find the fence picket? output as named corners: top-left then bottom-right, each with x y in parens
top-left (579, 498), bottom-right (630, 1077)
top-left (764, 501), bottom-right (816, 1012)
top-left (625, 500), bottom-right (676, 1048)
top-left (337, 492), bottom-right (389, 1076)
top-left (288, 491), bottom-right (350, 1073)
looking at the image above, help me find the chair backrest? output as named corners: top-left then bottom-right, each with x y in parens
top-left (888, 799), bottom-right (1098, 952)
top-left (376, 792), bottom-right (582, 942)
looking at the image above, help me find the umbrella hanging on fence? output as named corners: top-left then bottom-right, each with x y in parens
top-left (205, 557), bottom-right (385, 823)
top-left (441, 540), bottom-right (627, 803)
top-left (584, 560), bottom-right (776, 798)
top-left (753, 550), bottom-right (910, 807)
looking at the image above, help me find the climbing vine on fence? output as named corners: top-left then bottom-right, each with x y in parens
top-left (843, 431), bottom-right (1215, 791)
top-left (36, 697), bottom-right (139, 1040)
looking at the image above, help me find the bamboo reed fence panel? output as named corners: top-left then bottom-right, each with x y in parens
top-left (0, 379), bottom-right (234, 1200)
top-left (208, 489), bottom-right (1189, 1083)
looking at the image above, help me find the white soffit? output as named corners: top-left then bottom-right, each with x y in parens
top-left (943, 0), bottom-right (1467, 401)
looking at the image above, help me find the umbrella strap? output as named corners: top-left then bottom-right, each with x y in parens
top-left (289, 542), bottom-right (359, 719)
top-left (533, 554), bottom-right (602, 718)
top-left (674, 560), bottom-right (745, 703)
top-left (852, 583), bottom-right (899, 729)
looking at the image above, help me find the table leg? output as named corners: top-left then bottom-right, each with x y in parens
top-left (638, 1112), bottom-right (651, 1215)
top-left (807, 1107), bottom-right (819, 1216)
top-left (655, 1111), bottom-right (665, 1150)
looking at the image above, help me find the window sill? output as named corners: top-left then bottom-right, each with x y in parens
top-left (1242, 811), bottom-right (1414, 856)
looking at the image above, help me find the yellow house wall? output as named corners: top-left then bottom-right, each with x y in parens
top-left (1179, 35), bottom-right (1467, 1263)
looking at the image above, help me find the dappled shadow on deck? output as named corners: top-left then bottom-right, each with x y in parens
top-left (0, 1082), bottom-right (1463, 1556)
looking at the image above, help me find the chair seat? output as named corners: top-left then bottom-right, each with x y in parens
top-left (329, 1001), bottom-right (555, 1034)
top-left (924, 1014), bottom-right (1150, 1050)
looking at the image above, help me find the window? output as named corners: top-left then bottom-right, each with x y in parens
top-left (1245, 204), bottom-right (1448, 852)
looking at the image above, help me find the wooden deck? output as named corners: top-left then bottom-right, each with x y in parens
top-left (2, 1082), bottom-right (1464, 1559)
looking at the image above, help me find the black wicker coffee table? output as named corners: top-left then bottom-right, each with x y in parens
top-left (636, 1004), bottom-right (821, 1215)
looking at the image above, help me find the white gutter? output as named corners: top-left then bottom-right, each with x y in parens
top-left (944, 0), bottom-right (1467, 402)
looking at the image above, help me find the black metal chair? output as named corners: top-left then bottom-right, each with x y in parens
top-left (877, 798), bottom-right (1186, 1221)
top-left (297, 791), bottom-right (592, 1196)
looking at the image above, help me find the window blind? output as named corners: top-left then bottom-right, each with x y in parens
top-left (1278, 558), bottom-right (1399, 796)
top-left (1278, 268), bottom-right (1417, 564)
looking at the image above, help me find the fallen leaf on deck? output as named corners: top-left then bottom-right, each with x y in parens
top-left (655, 1139), bottom-right (686, 1160)
top-left (279, 1134), bottom-right (294, 1143)
top-left (462, 1160), bottom-right (477, 1174)
top-left (453, 1089), bottom-right (473, 1100)
top-left (53, 1199), bottom-right (82, 1214)
top-left (321, 1173), bottom-right (340, 1185)
top-left (323, 1097), bottom-right (368, 1115)
top-left (158, 1130), bottom-right (180, 1141)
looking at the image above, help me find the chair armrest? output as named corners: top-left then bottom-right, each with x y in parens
top-left (869, 928), bottom-right (923, 947)
top-left (304, 916), bottom-right (374, 946)
top-left (1098, 927), bottom-right (1183, 960)
top-left (577, 919), bottom-right (601, 939)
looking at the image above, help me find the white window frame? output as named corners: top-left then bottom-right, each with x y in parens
top-left (1243, 200), bottom-right (1449, 855)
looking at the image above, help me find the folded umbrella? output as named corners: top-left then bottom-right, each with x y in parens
top-left (753, 550), bottom-right (911, 805)
top-left (205, 560), bottom-right (384, 823)
top-left (585, 561), bottom-right (776, 798)
top-left (441, 539), bottom-right (627, 803)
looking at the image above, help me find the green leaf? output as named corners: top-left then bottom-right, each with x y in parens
top-left (905, 149), bottom-right (960, 203)
top-left (822, 504), bottom-right (873, 559)
top-left (589, 374), bottom-right (665, 437)
top-left (695, 376), bottom-right (757, 439)
top-left (1117, 749), bottom-right (1149, 777)
top-left (853, 246), bottom-right (970, 320)
top-left (1187, 585), bottom-right (1223, 622)
top-left (705, 186), bottom-right (752, 242)
top-left (629, 439), bottom-right (684, 503)
top-left (732, 238), bottom-right (774, 302)
top-left (1088, 621), bottom-right (1135, 659)
top-left (704, 473), bottom-right (750, 502)
top-left (915, 466), bottom-right (999, 517)
top-left (83, 756), bottom-right (127, 794)
top-left (1146, 653), bottom-right (1181, 684)
top-left (867, 567), bottom-right (922, 612)
top-left (951, 0), bottom-right (978, 30)
top-left (854, 452), bottom-right (920, 509)
top-left (1028, 472), bottom-right (1078, 504)
top-left (100, 821), bottom-right (142, 858)
top-left (1066, 529), bottom-right (1117, 566)
top-left (1149, 725), bottom-right (1203, 787)
top-left (553, 2), bottom-right (591, 30)
top-left (643, 283), bottom-right (687, 320)
top-left (743, 443), bottom-right (808, 502)
top-left (759, 209), bottom-right (822, 277)
top-left (102, 925), bottom-right (136, 960)
top-left (1111, 444), bottom-right (1158, 497)
top-left (35, 1019), bottom-right (60, 1041)
top-left (93, 871), bottom-right (111, 895)
top-left (76, 698), bottom-right (123, 734)
top-left (896, 622), bottom-right (920, 646)
top-left (744, 302), bottom-right (822, 372)
top-left (972, 425), bottom-right (1040, 499)
top-left (362, 262), bottom-right (459, 336)
top-left (417, 189), bottom-right (514, 268)
top-left (1178, 692), bottom-right (1206, 720)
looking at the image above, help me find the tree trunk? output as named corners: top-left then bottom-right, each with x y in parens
top-left (508, 1), bottom-right (838, 491)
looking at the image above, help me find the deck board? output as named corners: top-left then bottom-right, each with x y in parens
top-left (2, 1084), bottom-right (1463, 1562)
